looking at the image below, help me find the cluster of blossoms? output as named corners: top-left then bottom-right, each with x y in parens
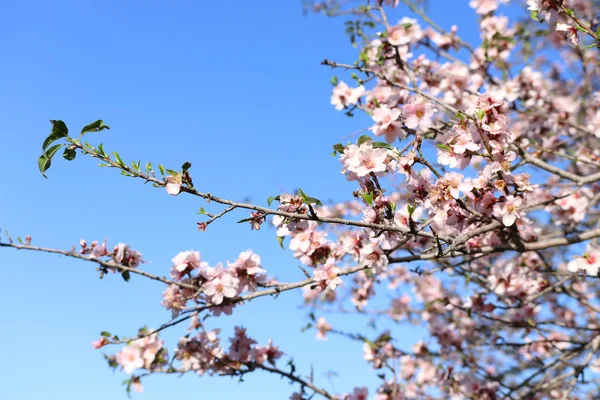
top-left (162, 249), bottom-right (266, 317)
top-left (81, 239), bottom-right (144, 270)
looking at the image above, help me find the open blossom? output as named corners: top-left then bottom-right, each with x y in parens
top-left (251, 339), bottom-right (284, 366)
top-left (89, 238), bottom-right (108, 259)
top-left (116, 346), bottom-right (144, 374)
top-left (171, 250), bottom-right (208, 280)
top-left (346, 387), bottom-right (368, 400)
top-left (469, 0), bottom-right (507, 14)
top-left (228, 250), bottom-right (265, 292)
top-left (556, 23), bottom-right (579, 46)
top-left (359, 242), bottom-right (388, 273)
top-left (370, 105), bottom-right (405, 143)
top-left (387, 18), bottom-right (423, 46)
top-left (568, 250), bottom-right (600, 276)
top-left (161, 284), bottom-right (186, 316)
top-left (493, 195), bottom-right (522, 226)
top-left (331, 81), bottom-right (365, 110)
top-left (313, 261), bottom-right (343, 291)
top-left (165, 174), bottom-right (182, 196)
top-left (403, 102), bottom-right (435, 131)
top-left (315, 316), bottom-right (332, 340)
top-left (112, 243), bottom-right (144, 268)
top-left (204, 273), bottom-right (240, 305)
top-left (343, 143), bottom-right (388, 177)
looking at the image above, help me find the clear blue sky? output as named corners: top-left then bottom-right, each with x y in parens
top-left (0, 1), bottom-right (500, 399)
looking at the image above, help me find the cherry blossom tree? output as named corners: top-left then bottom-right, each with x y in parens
top-left (6, 0), bottom-right (600, 398)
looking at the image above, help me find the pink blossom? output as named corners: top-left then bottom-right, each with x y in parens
top-left (359, 242), bottom-right (388, 273)
top-left (346, 387), bottom-right (368, 400)
top-left (315, 317), bottom-right (332, 340)
top-left (567, 250), bottom-right (600, 276)
top-left (228, 326), bottom-right (257, 362)
top-left (92, 337), bottom-right (109, 349)
top-left (344, 143), bottom-right (388, 177)
top-left (204, 273), bottom-right (239, 305)
top-left (403, 102), bottom-right (435, 131)
top-left (493, 195), bottom-right (522, 226)
top-left (387, 18), bottom-right (423, 46)
top-left (556, 23), bottom-right (580, 46)
top-left (313, 261), bottom-right (343, 291)
top-left (469, 0), bottom-right (507, 15)
top-left (331, 81), bottom-right (365, 110)
top-left (165, 174), bottom-right (182, 196)
top-left (116, 346), bottom-right (144, 374)
top-left (171, 250), bottom-right (208, 280)
top-left (89, 238), bottom-right (108, 259)
top-left (228, 249), bottom-right (265, 292)
top-left (251, 339), bottom-right (284, 366)
top-left (371, 105), bottom-right (405, 143)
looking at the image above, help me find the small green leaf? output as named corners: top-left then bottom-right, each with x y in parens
top-left (50, 120), bottom-right (68, 137)
top-left (198, 207), bottom-right (208, 215)
top-left (97, 143), bottom-right (106, 156)
top-left (159, 164), bottom-right (165, 176)
top-left (63, 147), bottom-right (76, 161)
top-left (437, 143), bottom-right (451, 150)
top-left (100, 331), bottom-right (112, 337)
top-left (81, 120), bottom-right (110, 135)
top-left (121, 270), bottom-right (130, 282)
top-left (182, 161), bottom-right (192, 172)
top-left (299, 188), bottom-right (322, 205)
top-left (267, 196), bottom-right (275, 206)
top-left (529, 9), bottom-right (539, 21)
top-left (372, 141), bottom-right (393, 150)
top-left (277, 235), bottom-right (285, 249)
top-left (237, 217), bottom-right (252, 223)
top-left (113, 152), bottom-right (125, 166)
top-left (361, 191), bottom-right (374, 206)
top-left (407, 204), bottom-right (416, 216)
top-left (357, 135), bottom-right (372, 146)
top-left (38, 144), bottom-right (63, 178)
top-left (330, 76), bottom-right (339, 86)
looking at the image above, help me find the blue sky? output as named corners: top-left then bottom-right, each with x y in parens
top-left (0, 1), bottom-right (510, 399)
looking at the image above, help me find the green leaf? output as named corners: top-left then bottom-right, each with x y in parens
top-left (361, 191), bottom-right (374, 206)
top-left (121, 270), bottom-right (131, 282)
top-left (474, 109), bottom-right (486, 120)
top-left (529, 9), bottom-right (539, 21)
top-left (100, 331), bottom-right (112, 337)
top-left (333, 143), bottom-right (345, 152)
top-left (357, 135), bottom-right (372, 146)
top-left (237, 217), bottom-right (252, 223)
top-left (306, 196), bottom-right (322, 206)
top-left (113, 152), bottom-right (125, 166)
top-left (159, 164), bottom-right (165, 176)
top-left (437, 143), bottom-right (451, 150)
top-left (97, 143), bottom-right (106, 156)
top-left (63, 147), bottom-right (76, 161)
top-left (182, 161), bottom-right (192, 172)
top-left (277, 235), bottom-right (285, 249)
top-left (267, 196), bottom-right (275, 206)
top-left (38, 144), bottom-right (63, 178)
top-left (50, 120), bottom-right (68, 137)
top-left (330, 76), bottom-right (339, 86)
top-left (372, 141), bottom-right (393, 150)
top-left (198, 207), bottom-right (208, 215)
top-left (407, 204), bottom-right (416, 216)
top-left (81, 120), bottom-right (110, 135)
